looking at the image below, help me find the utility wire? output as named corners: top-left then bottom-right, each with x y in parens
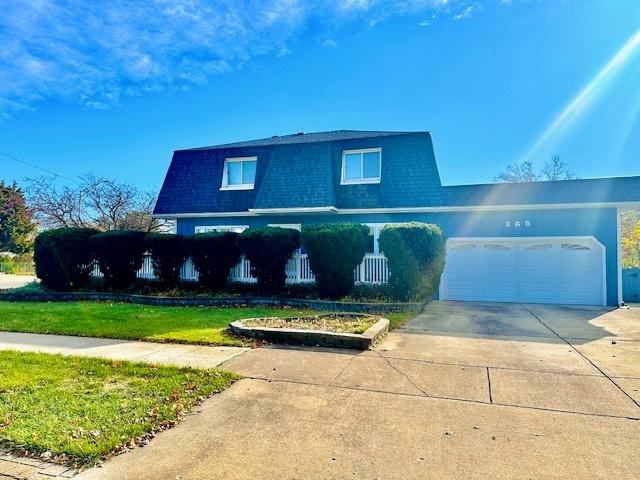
top-left (0, 150), bottom-right (77, 182)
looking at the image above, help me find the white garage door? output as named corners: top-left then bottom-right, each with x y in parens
top-left (440, 237), bottom-right (605, 306)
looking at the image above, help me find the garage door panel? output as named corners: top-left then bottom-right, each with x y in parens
top-left (441, 238), bottom-right (604, 306)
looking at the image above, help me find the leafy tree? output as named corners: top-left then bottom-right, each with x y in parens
top-left (621, 209), bottom-right (640, 268)
top-left (495, 156), bottom-right (577, 183)
top-left (0, 181), bottom-right (36, 253)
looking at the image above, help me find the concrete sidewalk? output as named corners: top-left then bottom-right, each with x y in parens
top-left (0, 332), bottom-right (249, 369)
top-left (0, 273), bottom-right (36, 290)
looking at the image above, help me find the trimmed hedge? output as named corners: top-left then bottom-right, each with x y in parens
top-left (34, 227), bottom-right (99, 291)
top-left (239, 227), bottom-right (300, 294)
top-left (91, 230), bottom-right (146, 290)
top-left (302, 223), bottom-right (369, 299)
top-left (378, 222), bottom-right (446, 301)
top-left (190, 231), bottom-right (241, 291)
top-left (145, 233), bottom-right (188, 287)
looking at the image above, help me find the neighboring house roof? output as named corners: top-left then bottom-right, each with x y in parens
top-left (153, 130), bottom-right (640, 216)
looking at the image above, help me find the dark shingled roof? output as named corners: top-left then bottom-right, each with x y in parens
top-left (179, 130), bottom-right (420, 151)
top-left (438, 176), bottom-right (640, 207)
top-left (154, 130), bottom-right (640, 216)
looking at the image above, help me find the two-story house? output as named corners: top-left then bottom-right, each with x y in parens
top-left (153, 130), bottom-right (640, 306)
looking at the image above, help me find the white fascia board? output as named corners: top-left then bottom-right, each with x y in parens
top-left (248, 206), bottom-right (338, 215)
top-left (152, 211), bottom-right (256, 219)
top-left (336, 201), bottom-right (640, 214)
top-left (153, 201), bottom-right (640, 219)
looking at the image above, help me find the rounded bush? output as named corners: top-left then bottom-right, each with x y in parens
top-left (190, 231), bottom-right (241, 291)
top-left (378, 222), bottom-right (446, 301)
top-left (302, 223), bottom-right (369, 299)
top-left (145, 233), bottom-right (188, 287)
top-left (239, 227), bottom-right (300, 294)
top-left (34, 227), bottom-right (99, 291)
top-left (91, 230), bottom-right (146, 290)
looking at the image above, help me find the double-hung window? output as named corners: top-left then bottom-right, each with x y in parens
top-left (341, 148), bottom-right (381, 184)
top-left (221, 157), bottom-right (257, 190)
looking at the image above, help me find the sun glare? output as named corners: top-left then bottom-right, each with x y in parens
top-left (521, 28), bottom-right (640, 165)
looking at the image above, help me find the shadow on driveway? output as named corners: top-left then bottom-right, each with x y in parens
top-left (399, 301), bottom-right (619, 345)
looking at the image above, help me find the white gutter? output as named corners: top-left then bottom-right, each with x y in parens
top-left (153, 201), bottom-right (640, 219)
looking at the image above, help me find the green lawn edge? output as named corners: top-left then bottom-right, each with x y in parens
top-left (0, 301), bottom-right (415, 347)
top-left (0, 351), bottom-right (240, 466)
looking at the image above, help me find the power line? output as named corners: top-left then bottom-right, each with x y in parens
top-left (0, 150), bottom-right (77, 182)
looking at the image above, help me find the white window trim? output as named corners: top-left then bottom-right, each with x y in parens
top-left (194, 225), bottom-right (248, 234)
top-left (341, 148), bottom-right (381, 185)
top-left (220, 157), bottom-right (257, 191)
top-left (364, 223), bottom-right (386, 254)
top-left (267, 224), bottom-right (302, 231)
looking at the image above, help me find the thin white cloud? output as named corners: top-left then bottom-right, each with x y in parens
top-left (322, 38), bottom-right (339, 48)
top-left (0, 0), bottom-right (486, 115)
top-left (453, 4), bottom-right (480, 20)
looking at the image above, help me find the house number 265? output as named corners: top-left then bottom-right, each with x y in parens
top-left (505, 220), bottom-right (532, 228)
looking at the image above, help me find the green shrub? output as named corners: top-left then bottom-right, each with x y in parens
top-left (0, 253), bottom-right (34, 275)
top-left (190, 231), bottom-right (241, 291)
top-left (145, 233), bottom-right (188, 287)
top-left (239, 227), bottom-right (300, 294)
top-left (378, 222), bottom-right (446, 301)
top-left (302, 223), bottom-right (369, 298)
top-left (91, 230), bottom-right (146, 290)
top-left (34, 227), bottom-right (98, 291)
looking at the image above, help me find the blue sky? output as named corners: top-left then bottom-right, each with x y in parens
top-left (1, 0), bottom-right (639, 192)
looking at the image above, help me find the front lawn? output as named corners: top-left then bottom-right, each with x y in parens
top-left (0, 351), bottom-right (238, 465)
top-left (0, 302), bottom-right (415, 346)
top-left (0, 302), bottom-right (321, 346)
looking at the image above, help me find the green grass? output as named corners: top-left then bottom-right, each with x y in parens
top-left (0, 351), bottom-right (238, 464)
top-left (0, 302), bottom-right (320, 346)
top-left (385, 312), bottom-right (416, 329)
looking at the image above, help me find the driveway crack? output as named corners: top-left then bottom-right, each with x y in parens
top-left (486, 367), bottom-right (493, 403)
top-left (373, 350), bottom-right (431, 397)
top-left (520, 304), bottom-right (640, 410)
top-left (329, 352), bottom-right (359, 385)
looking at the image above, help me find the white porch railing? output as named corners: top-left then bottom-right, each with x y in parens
top-left (92, 253), bottom-right (389, 285)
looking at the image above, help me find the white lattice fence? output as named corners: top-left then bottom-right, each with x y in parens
top-left (92, 253), bottom-right (390, 285)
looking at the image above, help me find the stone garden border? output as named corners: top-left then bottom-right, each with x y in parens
top-left (0, 292), bottom-right (426, 313)
top-left (229, 315), bottom-right (390, 350)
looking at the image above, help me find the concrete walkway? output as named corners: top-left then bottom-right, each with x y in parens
top-left (0, 332), bottom-right (249, 369)
top-left (76, 302), bottom-right (640, 479)
top-left (0, 273), bottom-right (36, 290)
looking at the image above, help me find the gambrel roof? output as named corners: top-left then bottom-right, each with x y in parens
top-left (154, 130), bottom-right (640, 216)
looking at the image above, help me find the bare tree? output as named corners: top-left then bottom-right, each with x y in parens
top-left (540, 155), bottom-right (577, 181)
top-left (27, 174), bottom-right (167, 232)
top-left (494, 161), bottom-right (537, 183)
top-left (495, 156), bottom-right (578, 183)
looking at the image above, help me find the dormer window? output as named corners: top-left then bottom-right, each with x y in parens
top-left (341, 148), bottom-right (381, 185)
top-left (221, 157), bottom-right (257, 190)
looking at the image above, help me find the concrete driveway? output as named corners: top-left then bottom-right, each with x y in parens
top-left (79, 302), bottom-right (640, 480)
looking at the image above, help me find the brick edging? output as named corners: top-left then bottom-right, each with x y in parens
top-left (0, 292), bottom-right (426, 313)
